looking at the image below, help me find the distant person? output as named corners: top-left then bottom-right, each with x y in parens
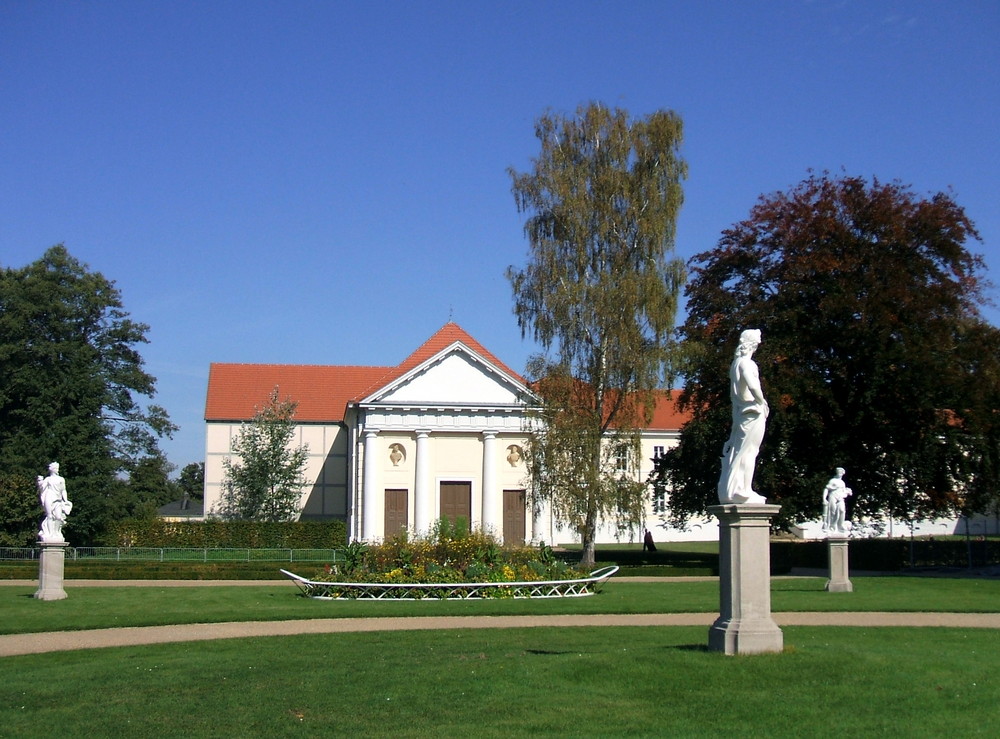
top-left (643, 529), bottom-right (657, 552)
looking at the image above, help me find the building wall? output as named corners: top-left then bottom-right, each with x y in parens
top-left (355, 427), bottom-right (530, 541)
top-left (204, 420), bottom-right (349, 520)
top-left (203, 415), bottom-right (717, 543)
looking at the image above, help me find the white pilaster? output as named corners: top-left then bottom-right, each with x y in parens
top-left (414, 430), bottom-right (433, 534)
top-left (531, 497), bottom-right (546, 545)
top-left (481, 431), bottom-right (498, 536)
top-left (362, 430), bottom-right (380, 542)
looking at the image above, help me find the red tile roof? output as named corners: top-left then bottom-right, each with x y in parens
top-left (205, 363), bottom-right (391, 422)
top-left (204, 322), bottom-right (690, 430)
top-left (205, 323), bottom-right (527, 423)
top-left (356, 322), bottom-right (526, 398)
top-left (646, 390), bottom-right (688, 431)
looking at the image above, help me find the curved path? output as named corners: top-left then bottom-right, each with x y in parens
top-left (3, 611), bottom-right (1000, 658)
top-left (3, 578), bottom-right (999, 657)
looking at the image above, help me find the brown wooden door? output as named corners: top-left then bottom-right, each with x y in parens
top-left (439, 481), bottom-right (471, 526)
top-left (503, 489), bottom-right (526, 545)
top-left (384, 489), bottom-right (408, 537)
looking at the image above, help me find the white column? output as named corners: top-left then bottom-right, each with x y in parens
top-left (531, 497), bottom-right (546, 545)
top-left (414, 430), bottom-right (433, 534)
top-left (362, 430), bottom-right (380, 542)
top-left (481, 431), bottom-right (498, 537)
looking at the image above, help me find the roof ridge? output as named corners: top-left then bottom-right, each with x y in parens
top-left (353, 322), bottom-right (527, 400)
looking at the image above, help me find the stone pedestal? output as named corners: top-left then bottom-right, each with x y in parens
top-left (34, 540), bottom-right (69, 601)
top-left (707, 504), bottom-right (784, 655)
top-left (825, 536), bottom-right (853, 592)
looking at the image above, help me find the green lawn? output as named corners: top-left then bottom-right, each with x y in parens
top-left (1, 576), bottom-right (998, 635)
top-left (1, 625), bottom-right (998, 737)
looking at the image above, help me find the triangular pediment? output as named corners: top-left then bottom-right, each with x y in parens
top-left (362, 342), bottom-right (531, 407)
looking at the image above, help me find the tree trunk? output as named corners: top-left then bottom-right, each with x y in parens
top-left (579, 506), bottom-right (598, 569)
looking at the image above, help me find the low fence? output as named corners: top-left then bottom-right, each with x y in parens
top-left (0, 547), bottom-right (343, 563)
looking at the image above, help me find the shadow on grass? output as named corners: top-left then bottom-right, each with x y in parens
top-left (672, 644), bottom-right (710, 652)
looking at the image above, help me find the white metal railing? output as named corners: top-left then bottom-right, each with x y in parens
top-left (0, 547), bottom-right (342, 563)
top-left (280, 565), bottom-right (620, 600)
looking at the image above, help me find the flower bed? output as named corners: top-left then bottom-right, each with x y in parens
top-left (280, 522), bottom-right (618, 599)
top-left (281, 565), bottom-right (619, 600)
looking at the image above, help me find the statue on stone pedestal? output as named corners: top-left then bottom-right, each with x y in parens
top-left (37, 462), bottom-right (72, 543)
top-left (822, 467), bottom-right (852, 534)
top-left (718, 329), bottom-right (769, 504)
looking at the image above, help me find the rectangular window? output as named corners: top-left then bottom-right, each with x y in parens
top-left (615, 446), bottom-right (629, 472)
top-left (652, 489), bottom-right (667, 514)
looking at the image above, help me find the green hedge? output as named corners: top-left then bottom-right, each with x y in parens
top-left (0, 560), bottom-right (291, 580)
top-left (770, 537), bottom-right (1000, 573)
top-left (102, 519), bottom-right (347, 549)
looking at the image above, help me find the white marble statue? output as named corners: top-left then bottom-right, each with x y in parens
top-left (38, 462), bottom-right (72, 543)
top-left (718, 329), bottom-right (769, 504)
top-left (822, 467), bottom-right (852, 534)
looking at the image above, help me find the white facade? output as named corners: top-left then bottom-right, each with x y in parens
top-left (350, 340), bottom-right (536, 543)
top-left (203, 324), bottom-right (694, 545)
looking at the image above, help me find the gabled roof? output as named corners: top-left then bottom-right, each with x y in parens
top-left (205, 323), bottom-right (526, 423)
top-left (204, 322), bottom-right (689, 430)
top-left (358, 322), bottom-right (526, 399)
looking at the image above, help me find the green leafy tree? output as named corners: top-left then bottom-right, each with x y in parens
top-left (216, 389), bottom-right (309, 522)
top-left (109, 453), bottom-right (180, 520)
top-left (0, 245), bottom-right (176, 543)
top-left (0, 472), bottom-right (39, 546)
top-left (507, 103), bottom-right (687, 566)
top-left (655, 172), bottom-right (999, 528)
top-left (177, 462), bottom-right (205, 502)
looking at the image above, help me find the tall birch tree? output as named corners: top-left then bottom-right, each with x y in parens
top-left (507, 103), bottom-right (686, 566)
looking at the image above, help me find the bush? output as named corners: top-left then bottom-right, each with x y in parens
top-left (316, 520), bottom-right (586, 593)
top-left (102, 519), bottom-right (347, 549)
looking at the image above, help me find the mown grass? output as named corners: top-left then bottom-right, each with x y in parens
top-left (1, 576), bottom-right (998, 636)
top-left (1, 625), bottom-right (998, 737)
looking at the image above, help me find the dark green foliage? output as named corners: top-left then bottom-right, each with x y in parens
top-left (656, 173), bottom-right (999, 527)
top-left (0, 472), bottom-right (39, 546)
top-left (508, 103), bottom-right (687, 566)
top-left (0, 560), bottom-right (294, 580)
top-left (100, 518), bottom-right (347, 549)
top-left (0, 246), bottom-right (176, 543)
top-left (109, 452), bottom-right (180, 520)
top-left (176, 462), bottom-right (204, 501)
top-left (216, 389), bottom-right (309, 522)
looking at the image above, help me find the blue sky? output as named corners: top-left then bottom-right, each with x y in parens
top-left (3, 1), bottom-right (998, 470)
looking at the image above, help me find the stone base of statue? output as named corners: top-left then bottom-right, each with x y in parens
top-left (825, 535), bottom-right (853, 592)
top-left (34, 540), bottom-right (69, 601)
top-left (707, 504), bottom-right (784, 655)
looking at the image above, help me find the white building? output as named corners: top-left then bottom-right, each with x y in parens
top-left (204, 323), bottom-right (692, 545)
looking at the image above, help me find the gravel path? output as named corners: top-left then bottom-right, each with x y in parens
top-left (3, 611), bottom-right (1000, 658)
top-left (2, 578), bottom-right (998, 657)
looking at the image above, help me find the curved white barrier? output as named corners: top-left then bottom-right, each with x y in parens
top-left (280, 565), bottom-right (620, 600)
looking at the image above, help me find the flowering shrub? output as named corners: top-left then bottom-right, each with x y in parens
top-left (314, 521), bottom-right (586, 597)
